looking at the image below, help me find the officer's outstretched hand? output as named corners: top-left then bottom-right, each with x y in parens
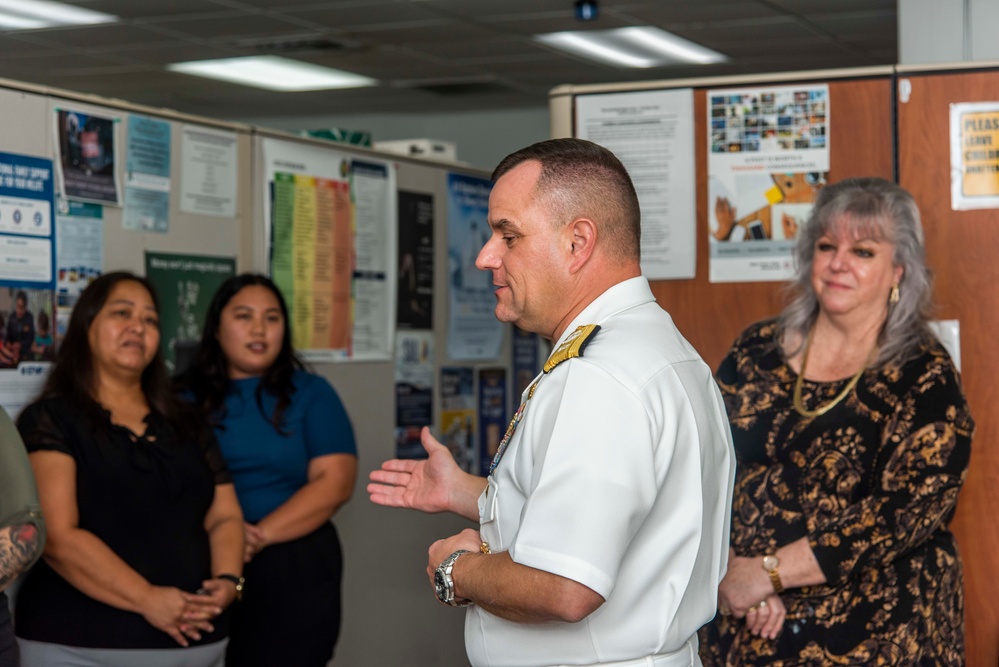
top-left (368, 427), bottom-right (481, 517)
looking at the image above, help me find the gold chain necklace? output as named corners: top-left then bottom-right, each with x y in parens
top-left (792, 330), bottom-right (874, 419)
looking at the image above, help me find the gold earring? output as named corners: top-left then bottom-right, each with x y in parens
top-left (889, 283), bottom-right (900, 304)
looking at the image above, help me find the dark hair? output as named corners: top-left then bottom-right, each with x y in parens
top-left (36, 271), bottom-right (190, 430)
top-left (778, 177), bottom-right (933, 368)
top-left (15, 291), bottom-right (27, 306)
top-left (492, 138), bottom-right (641, 261)
top-left (36, 311), bottom-right (49, 331)
top-left (176, 274), bottom-right (302, 432)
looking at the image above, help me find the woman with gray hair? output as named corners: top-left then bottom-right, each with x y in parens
top-left (700, 177), bottom-right (973, 666)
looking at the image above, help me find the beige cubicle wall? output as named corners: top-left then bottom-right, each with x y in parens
top-left (0, 76), bottom-right (255, 277)
top-left (0, 76), bottom-right (496, 666)
top-left (549, 64), bottom-right (999, 667)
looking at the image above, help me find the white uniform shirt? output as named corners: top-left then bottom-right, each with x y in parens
top-left (465, 277), bottom-right (735, 667)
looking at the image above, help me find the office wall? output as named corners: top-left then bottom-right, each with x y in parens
top-left (899, 0), bottom-right (999, 64)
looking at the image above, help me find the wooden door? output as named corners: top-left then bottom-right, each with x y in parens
top-left (897, 68), bottom-right (999, 667)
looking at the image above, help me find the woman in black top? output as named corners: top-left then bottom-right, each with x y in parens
top-left (15, 272), bottom-right (244, 667)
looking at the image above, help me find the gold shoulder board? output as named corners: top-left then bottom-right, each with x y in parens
top-left (543, 324), bottom-right (600, 373)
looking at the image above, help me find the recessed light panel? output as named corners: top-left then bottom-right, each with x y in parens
top-left (536, 26), bottom-right (727, 68)
top-left (0, 0), bottom-right (117, 30)
top-left (168, 56), bottom-right (377, 92)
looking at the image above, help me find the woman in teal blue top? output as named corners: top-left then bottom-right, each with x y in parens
top-left (176, 274), bottom-right (357, 667)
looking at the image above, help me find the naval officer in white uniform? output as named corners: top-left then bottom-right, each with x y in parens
top-left (369, 138), bottom-right (735, 667)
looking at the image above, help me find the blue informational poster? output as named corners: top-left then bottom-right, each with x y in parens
top-left (0, 152), bottom-right (56, 290)
top-left (446, 173), bottom-right (501, 360)
top-left (124, 115), bottom-right (171, 232)
top-left (0, 151), bottom-right (57, 413)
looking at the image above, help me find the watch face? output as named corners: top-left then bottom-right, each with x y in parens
top-left (434, 569), bottom-right (448, 602)
top-left (763, 555), bottom-right (779, 571)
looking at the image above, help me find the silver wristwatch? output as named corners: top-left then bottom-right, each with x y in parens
top-left (434, 550), bottom-right (472, 607)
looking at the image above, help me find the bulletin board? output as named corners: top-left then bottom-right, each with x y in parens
top-left (550, 66), bottom-right (895, 367)
top-left (0, 81), bottom-right (254, 413)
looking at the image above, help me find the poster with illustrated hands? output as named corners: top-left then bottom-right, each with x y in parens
top-left (707, 84), bottom-right (830, 282)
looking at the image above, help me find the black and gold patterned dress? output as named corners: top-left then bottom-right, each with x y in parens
top-left (699, 320), bottom-right (973, 667)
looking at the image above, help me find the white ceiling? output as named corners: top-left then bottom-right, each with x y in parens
top-left (0, 0), bottom-right (897, 121)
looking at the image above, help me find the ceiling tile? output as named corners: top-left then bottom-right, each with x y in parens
top-left (12, 24), bottom-right (178, 50)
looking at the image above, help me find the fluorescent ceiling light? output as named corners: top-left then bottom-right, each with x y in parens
top-left (168, 56), bottom-right (377, 92)
top-left (0, 0), bottom-right (117, 30)
top-left (535, 26), bottom-right (727, 68)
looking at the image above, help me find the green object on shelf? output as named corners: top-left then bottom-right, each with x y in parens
top-left (299, 128), bottom-right (372, 147)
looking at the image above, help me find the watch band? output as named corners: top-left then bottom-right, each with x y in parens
top-left (215, 573), bottom-right (245, 600)
top-left (762, 555), bottom-right (784, 594)
top-left (435, 550), bottom-right (472, 607)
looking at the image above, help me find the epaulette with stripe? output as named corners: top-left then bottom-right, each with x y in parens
top-left (543, 324), bottom-right (600, 373)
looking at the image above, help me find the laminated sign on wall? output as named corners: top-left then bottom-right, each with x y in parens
top-left (950, 101), bottom-right (999, 211)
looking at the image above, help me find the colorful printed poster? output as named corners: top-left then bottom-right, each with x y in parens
top-left (707, 84), bottom-right (830, 282)
top-left (446, 173), bottom-right (501, 360)
top-left (394, 330), bottom-right (434, 459)
top-left (949, 102), bottom-right (999, 210)
top-left (440, 366), bottom-right (476, 473)
top-left (575, 88), bottom-right (697, 279)
top-left (55, 108), bottom-right (120, 205)
top-left (397, 190), bottom-right (434, 330)
top-left (144, 252), bottom-right (236, 374)
top-left (123, 115), bottom-right (171, 232)
top-left (262, 138), bottom-right (396, 362)
top-left (0, 285), bottom-right (54, 418)
top-left (477, 368), bottom-right (507, 477)
top-left (272, 172), bottom-right (353, 355)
